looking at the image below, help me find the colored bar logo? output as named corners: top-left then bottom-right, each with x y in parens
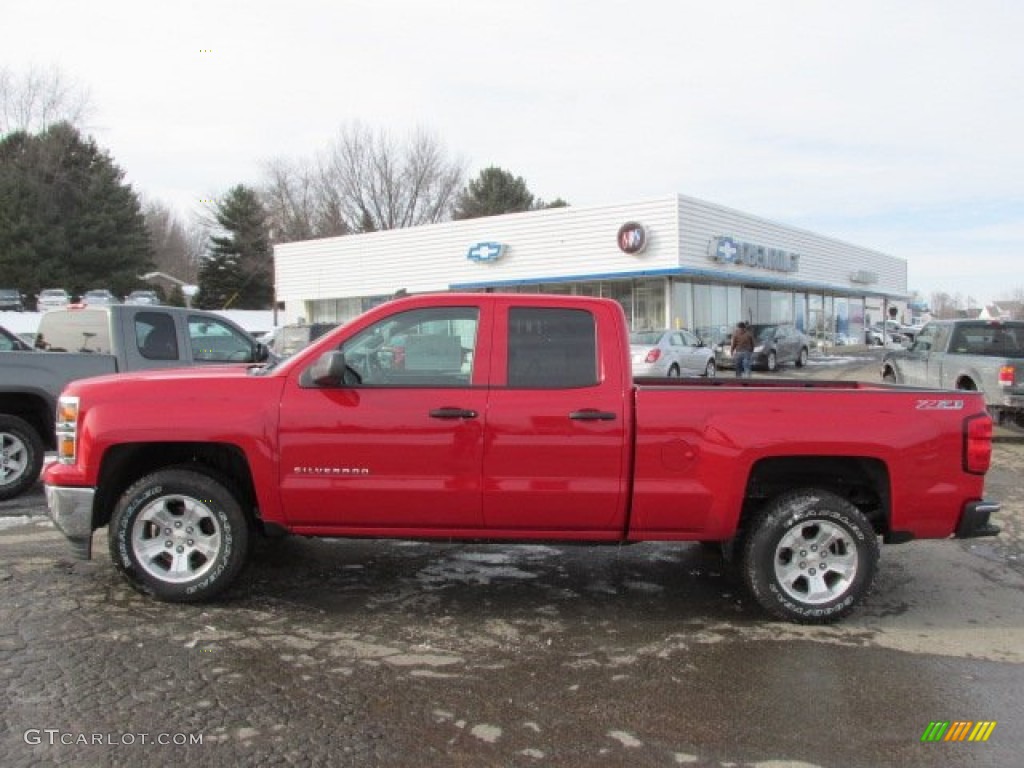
top-left (921, 721), bottom-right (997, 742)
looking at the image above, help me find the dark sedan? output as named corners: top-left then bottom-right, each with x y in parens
top-left (715, 323), bottom-right (811, 371)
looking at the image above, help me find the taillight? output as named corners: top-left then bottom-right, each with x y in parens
top-left (645, 349), bottom-right (661, 364)
top-left (964, 414), bottom-right (992, 474)
top-left (998, 365), bottom-right (1014, 387)
top-left (56, 395), bottom-right (80, 464)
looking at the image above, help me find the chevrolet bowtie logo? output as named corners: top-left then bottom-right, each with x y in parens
top-left (466, 242), bottom-right (506, 263)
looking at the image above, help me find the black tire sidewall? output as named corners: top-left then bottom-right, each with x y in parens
top-left (743, 490), bottom-right (879, 623)
top-left (767, 351), bottom-right (777, 371)
top-left (109, 468), bottom-right (249, 602)
top-left (0, 414), bottom-right (45, 500)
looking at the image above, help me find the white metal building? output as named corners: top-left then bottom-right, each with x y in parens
top-left (274, 194), bottom-right (907, 345)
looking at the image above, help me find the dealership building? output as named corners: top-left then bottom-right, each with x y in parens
top-left (274, 194), bottom-right (907, 345)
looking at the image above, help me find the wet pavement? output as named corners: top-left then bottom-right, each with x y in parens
top-left (2, 354), bottom-right (1022, 767)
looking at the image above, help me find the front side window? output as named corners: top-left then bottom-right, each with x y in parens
top-left (507, 307), bottom-right (597, 388)
top-left (339, 307), bottom-right (478, 387)
top-left (188, 316), bottom-right (254, 362)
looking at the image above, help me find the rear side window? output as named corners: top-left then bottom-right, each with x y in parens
top-left (951, 323), bottom-right (1024, 357)
top-left (136, 312), bottom-right (179, 360)
top-left (508, 307), bottom-right (597, 388)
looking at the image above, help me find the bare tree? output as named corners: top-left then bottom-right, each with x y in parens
top-left (143, 201), bottom-right (202, 283)
top-left (260, 122), bottom-right (465, 242)
top-left (0, 65), bottom-right (93, 136)
top-left (261, 157), bottom-right (344, 243)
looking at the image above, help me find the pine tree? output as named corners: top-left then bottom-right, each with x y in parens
top-left (0, 122), bottom-right (152, 300)
top-left (196, 185), bottom-right (273, 309)
top-left (453, 167), bottom-right (537, 220)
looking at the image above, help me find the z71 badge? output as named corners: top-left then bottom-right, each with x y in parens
top-left (915, 399), bottom-right (965, 410)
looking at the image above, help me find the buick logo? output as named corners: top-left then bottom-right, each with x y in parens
top-left (617, 222), bottom-right (648, 254)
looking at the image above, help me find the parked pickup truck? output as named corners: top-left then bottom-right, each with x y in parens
top-left (0, 305), bottom-right (270, 500)
top-left (880, 319), bottom-right (1024, 428)
top-left (43, 294), bottom-right (1000, 623)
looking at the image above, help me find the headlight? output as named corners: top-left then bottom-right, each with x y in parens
top-left (754, 345), bottom-right (765, 352)
top-left (56, 395), bottom-right (80, 464)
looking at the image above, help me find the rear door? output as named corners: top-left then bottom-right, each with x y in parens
top-left (678, 330), bottom-right (706, 374)
top-left (482, 300), bottom-right (630, 534)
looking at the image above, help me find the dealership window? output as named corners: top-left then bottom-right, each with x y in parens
top-left (693, 284), bottom-right (740, 346)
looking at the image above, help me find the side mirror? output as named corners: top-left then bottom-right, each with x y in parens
top-left (253, 342), bottom-right (271, 363)
top-left (310, 350), bottom-right (351, 387)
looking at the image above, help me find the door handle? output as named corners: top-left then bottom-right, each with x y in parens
top-left (569, 409), bottom-right (617, 421)
top-left (429, 407), bottom-right (478, 419)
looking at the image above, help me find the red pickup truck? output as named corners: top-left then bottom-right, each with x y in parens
top-left (43, 294), bottom-right (1000, 623)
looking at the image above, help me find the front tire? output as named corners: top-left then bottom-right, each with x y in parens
top-left (796, 347), bottom-right (809, 368)
top-left (0, 415), bottom-right (45, 501)
top-left (766, 351), bottom-right (778, 372)
top-left (667, 364), bottom-right (681, 378)
top-left (109, 468), bottom-right (251, 602)
top-left (741, 489), bottom-right (879, 623)
top-left (703, 359), bottom-right (716, 378)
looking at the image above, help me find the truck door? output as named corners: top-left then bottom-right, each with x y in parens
top-left (899, 323), bottom-right (940, 386)
top-left (482, 302), bottom-right (630, 534)
top-left (278, 304), bottom-right (489, 530)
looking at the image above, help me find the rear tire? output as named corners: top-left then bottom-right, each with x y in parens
top-left (0, 415), bottom-right (45, 501)
top-left (741, 489), bottom-right (878, 623)
top-left (766, 351), bottom-right (777, 372)
top-left (704, 359), bottom-right (716, 378)
top-left (796, 347), bottom-right (809, 368)
top-left (109, 468), bottom-right (251, 602)
top-left (668, 364), bottom-right (681, 378)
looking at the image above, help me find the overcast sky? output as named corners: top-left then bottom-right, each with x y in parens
top-left (7, 0), bottom-right (1022, 305)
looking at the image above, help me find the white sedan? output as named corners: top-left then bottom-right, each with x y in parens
top-left (630, 329), bottom-right (716, 378)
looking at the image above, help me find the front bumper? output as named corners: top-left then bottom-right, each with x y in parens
top-left (955, 499), bottom-right (1001, 539)
top-left (44, 484), bottom-right (96, 559)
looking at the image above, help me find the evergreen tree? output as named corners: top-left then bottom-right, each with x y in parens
top-left (0, 122), bottom-right (152, 300)
top-left (196, 185), bottom-right (273, 309)
top-left (453, 166), bottom-right (537, 220)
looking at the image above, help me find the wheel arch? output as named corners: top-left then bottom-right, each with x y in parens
top-left (95, 443), bottom-right (259, 531)
top-left (738, 456), bottom-right (891, 538)
top-left (955, 374), bottom-right (978, 391)
top-left (0, 391), bottom-right (55, 450)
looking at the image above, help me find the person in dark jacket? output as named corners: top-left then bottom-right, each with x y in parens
top-left (730, 321), bottom-right (755, 378)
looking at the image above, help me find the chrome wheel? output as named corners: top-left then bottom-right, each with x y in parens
top-left (773, 519), bottom-right (858, 605)
top-left (131, 494), bottom-right (223, 584)
top-left (704, 359), bottom-right (716, 378)
top-left (0, 431), bottom-right (29, 488)
top-left (741, 488), bottom-right (878, 623)
top-left (0, 415), bottom-right (44, 500)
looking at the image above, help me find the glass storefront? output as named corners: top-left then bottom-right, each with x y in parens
top-left (308, 277), bottom-right (873, 349)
